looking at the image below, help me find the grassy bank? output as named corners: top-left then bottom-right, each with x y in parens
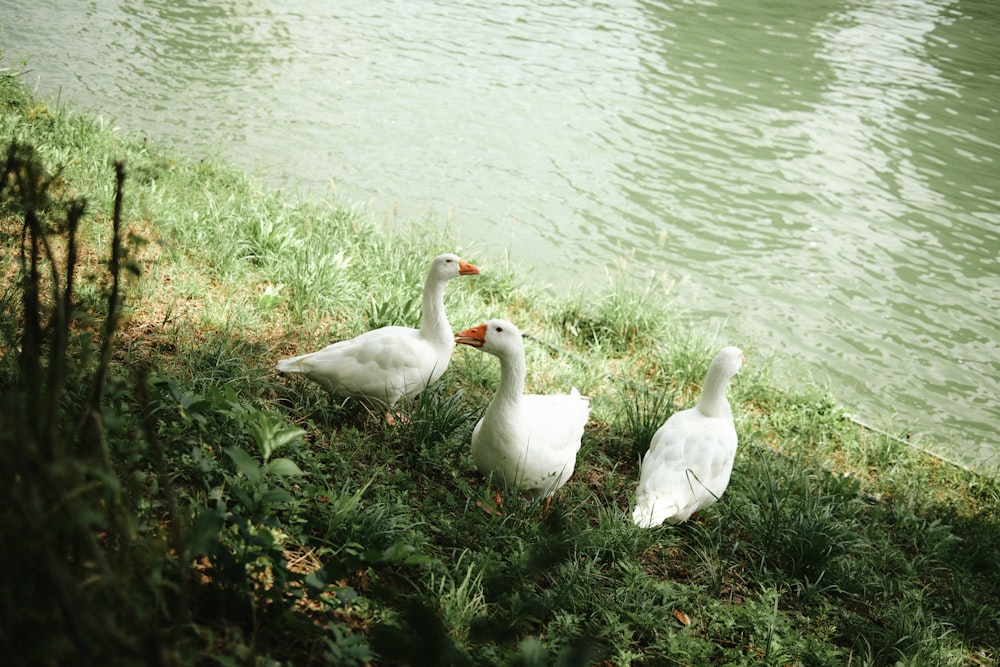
top-left (1, 71), bottom-right (998, 666)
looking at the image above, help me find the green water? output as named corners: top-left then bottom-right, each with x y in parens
top-left (3, 0), bottom-right (997, 470)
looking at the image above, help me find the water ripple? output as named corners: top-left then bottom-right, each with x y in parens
top-left (2, 0), bottom-right (997, 470)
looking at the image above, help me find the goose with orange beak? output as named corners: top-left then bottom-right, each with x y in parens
top-left (277, 253), bottom-right (480, 409)
top-left (455, 319), bottom-right (589, 511)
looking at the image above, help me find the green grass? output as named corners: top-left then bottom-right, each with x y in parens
top-left (1, 70), bottom-right (998, 667)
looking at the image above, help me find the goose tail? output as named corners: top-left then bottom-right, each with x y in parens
top-left (631, 493), bottom-right (677, 528)
top-left (276, 353), bottom-right (310, 374)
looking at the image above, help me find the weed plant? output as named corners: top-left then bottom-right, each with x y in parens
top-left (1, 72), bottom-right (998, 666)
top-left (613, 381), bottom-right (676, 463)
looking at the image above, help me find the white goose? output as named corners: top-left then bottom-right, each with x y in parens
top-left (632, 346), bottom-right (745, 527)
top-left (455, 319), bottom-right (590, 506)
top-left (276, 253), bottom-right (480, 407)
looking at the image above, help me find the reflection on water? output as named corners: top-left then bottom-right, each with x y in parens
top-left (2, 0), bottom-right (997, 470)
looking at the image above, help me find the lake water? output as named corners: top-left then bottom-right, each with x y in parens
top-left (3, 0), bottom-right (998, 472)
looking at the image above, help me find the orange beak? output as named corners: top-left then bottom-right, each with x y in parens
top-left (455, 323), bottom-right (488, 348)
top-left (458, 259), bottom-right (481, 276)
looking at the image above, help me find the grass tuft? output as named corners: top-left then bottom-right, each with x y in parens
top-left (612, 379), bottom-right (676, 463)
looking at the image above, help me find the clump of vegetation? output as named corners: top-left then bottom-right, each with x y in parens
top-left (555, 281), bottom-right (670, 356)
top-left (0, 140), bottom-right (158, 663)
top-left (1, 72), bottom-right (998, 666)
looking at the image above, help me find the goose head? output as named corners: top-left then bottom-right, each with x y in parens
top-left (696, 345), bottom-right (745, 417)
top-left (455, 319), bottom-right (523, 359)
top-left (713, 346), bottom-right (746, 380)
top-left (431, 253), bottom-right (480, 282)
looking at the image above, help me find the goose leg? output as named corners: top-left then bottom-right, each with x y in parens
top-left (476, 488), bottom-right (504, 516)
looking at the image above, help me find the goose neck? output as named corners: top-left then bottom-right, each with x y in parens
top-left (419, 274), bottom-right (450, 341)
top-left (494, 351), bottom-right (526, 405)
top-left (697, 365), bottom-right (731, 418)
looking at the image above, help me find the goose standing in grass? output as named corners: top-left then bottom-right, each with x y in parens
top-left (276, 253), bottom-right (480, 408)
top-left (455, 319), bottom-right (590, 509)
top-left (632, 346), bottom-right (745, 526)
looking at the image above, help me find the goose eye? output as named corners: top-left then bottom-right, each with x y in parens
top-left (495, 326), bottom-right (503, 333)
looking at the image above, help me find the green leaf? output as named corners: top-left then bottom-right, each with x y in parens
top-left (305, 569), bottom-right (329, 592)
top-left (362, 542), bottom-right (431, 566)
top-left (249, 412), bottom-right (305, 462)
top-left (187, 507), bottom-right (225, 557)
top-left (377, 542), bottom-right (416, 563)
top-left (264, 457), bottom-right (304, 479)
top-left (260, 488), bottom-right (293, 507)
top-left (225, 446), bottom-right (262, 484)
top-left (231, 487), bottom-right (255, 513)
top-left (269, 424), bottom-right (305, 452)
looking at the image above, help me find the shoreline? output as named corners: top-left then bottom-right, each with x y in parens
top-left (3, 71), bottom-right (997, 665)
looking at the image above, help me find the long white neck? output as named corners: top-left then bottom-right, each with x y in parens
top-left (419, 274), bottom-right (451, 344)
top-left (697, 362), bottom-right (732, 419)
top-left (492, 348), bottom-right (526, 408)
